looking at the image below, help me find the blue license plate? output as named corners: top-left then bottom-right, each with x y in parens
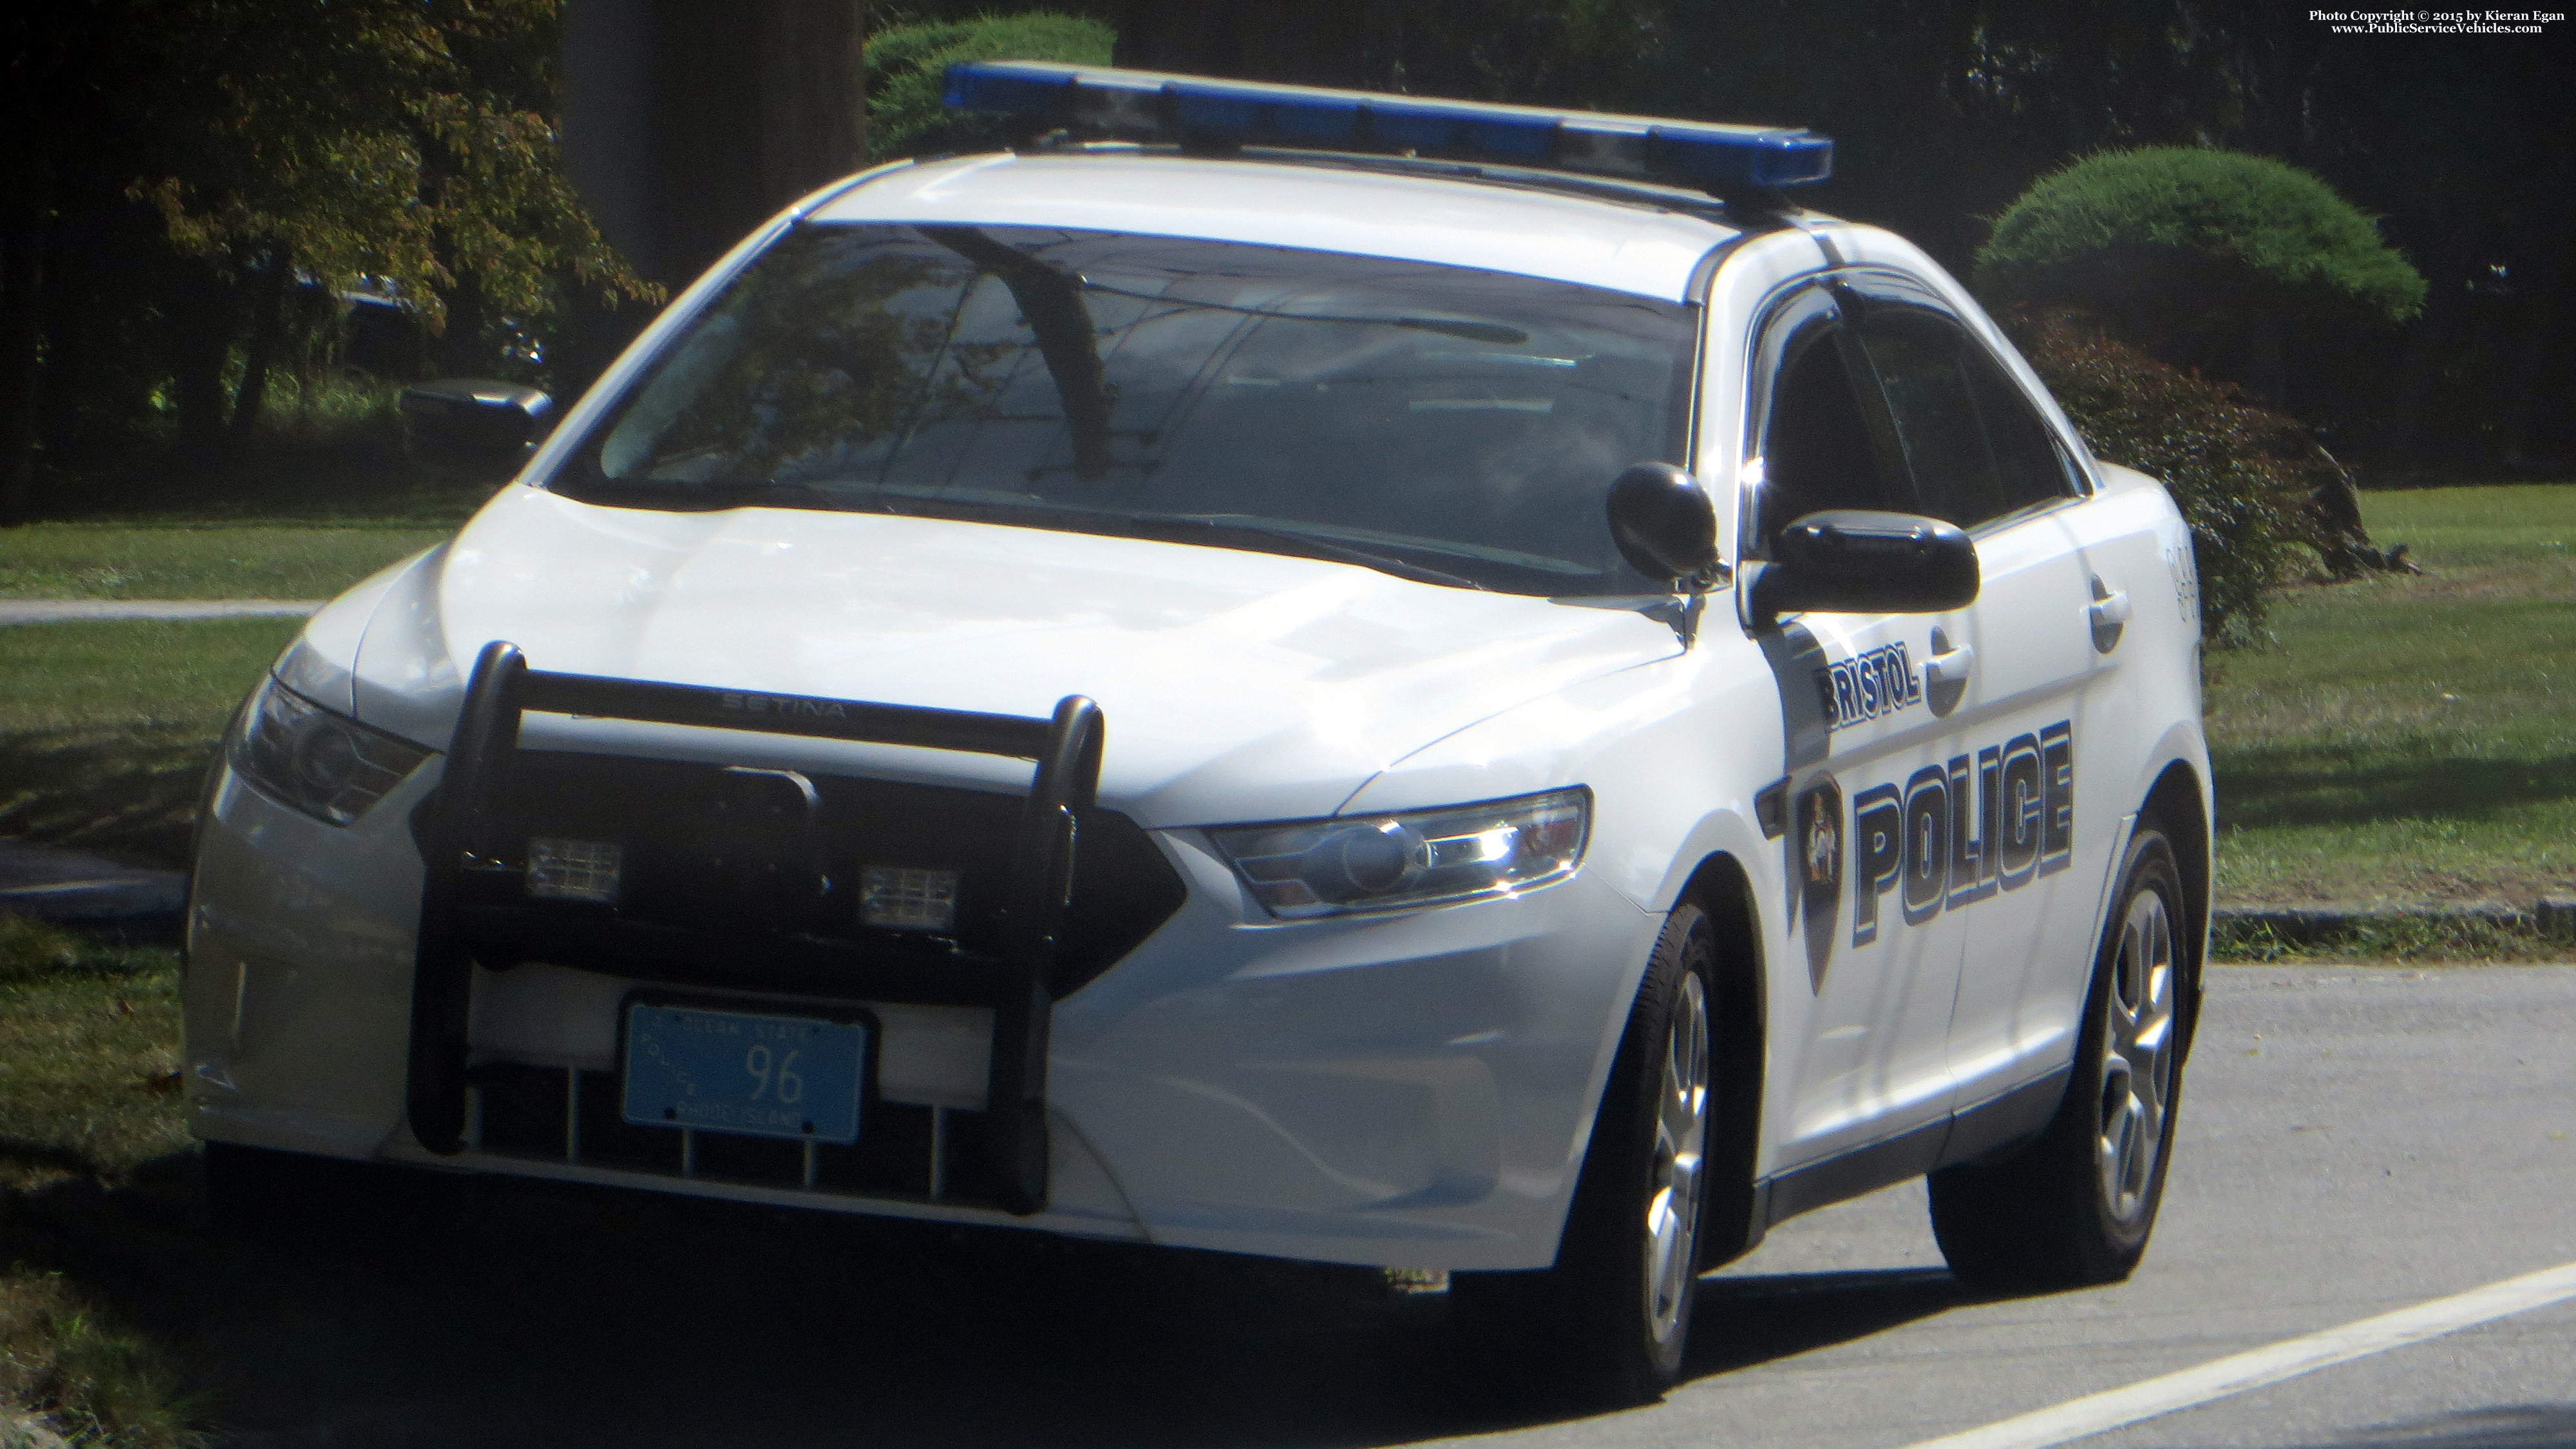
top-left (621, 1004), bottom-right (866, 1144)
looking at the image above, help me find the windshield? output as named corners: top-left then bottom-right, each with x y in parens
top-left (554, 224), bottom-right (1698, 595)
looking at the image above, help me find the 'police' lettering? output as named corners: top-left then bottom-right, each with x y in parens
top-left (1852, 720), bottom-right (2075, 945)
top-left (1850, 784), bottom-right (1904, 945)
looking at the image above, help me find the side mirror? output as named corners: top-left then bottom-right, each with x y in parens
top-left (1751, 509), bottom-right (1979, 625)
top-left (400, 379), bottom-right (554, 475)
top-left (1606, 462), bottom-right (1723, 588)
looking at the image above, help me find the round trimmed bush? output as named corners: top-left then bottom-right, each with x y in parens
top-left (866, 13), bottom-right (1117, 164)
top-left (1976, 147), bottom-right (2425, 352)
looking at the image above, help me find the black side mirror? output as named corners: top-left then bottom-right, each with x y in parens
top-left (1606, 462), bottom-right (1723, 588)
top-left (1751, 509), bottom-right (1979, 626)
top-left (400, 379), bottom-right (554, 475)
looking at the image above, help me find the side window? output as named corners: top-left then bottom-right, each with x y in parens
top-left (1756, 319), bottom-right (1906, 552)
top-left (1853, 314), bottom-right (2011, 528)
top-left (1961, 345), bottom-right (2080, 513)
top-left (1852, 307), bottom-right (2078, 528)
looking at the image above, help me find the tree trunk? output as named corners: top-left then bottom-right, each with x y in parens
top-left (226, 247), bottom-right (291, 450)
top-left (167, 261), bottom-right (237, 470)
top-left (564, 0), bottom-right (870, 298)
top-left (757, 1), bottom-right (867, 213)
top-left (0, 179), bottom-right (45, 527)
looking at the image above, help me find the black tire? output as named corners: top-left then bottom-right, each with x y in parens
top-left (1928, 826), bottom-right (2190, 1291)
top-left (1451, 902), bottom-right (1719, 1406)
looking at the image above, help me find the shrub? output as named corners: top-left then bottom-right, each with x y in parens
top-left (866, 13), bottom-right (1117, 164)
top-left (2007, 308), bottom-right (2316, 649)
top-left (1976, 147), bottom-right (2425, 354)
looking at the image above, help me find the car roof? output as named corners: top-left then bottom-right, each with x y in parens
top-left (805, 151), bottom-right (1750, 303)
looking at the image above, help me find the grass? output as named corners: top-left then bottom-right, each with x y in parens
top-left (0, 618), bottom-right (305, 866)
top-left (2206, 484), bottom-right (2576, 909)
top-left (30, 368), bottom-right (504, 531)
top-left (0, 916), bottom-right (197, 1446)
top-left (0, 523), bottom-right (446, 601)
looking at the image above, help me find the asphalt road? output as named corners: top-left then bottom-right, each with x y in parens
top-left (202, 963), bottom-right (2573, 1448)
top-left (1506, 963), bottom-right (2576, 1449)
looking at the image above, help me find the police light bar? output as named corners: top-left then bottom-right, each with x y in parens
top-left (942, 61), bottom-right (1833, 193)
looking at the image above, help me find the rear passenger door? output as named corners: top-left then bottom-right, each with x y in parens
top-left (1837, 272), bottom-right (2103, 1113)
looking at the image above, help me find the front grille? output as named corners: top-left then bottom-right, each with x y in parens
top-left (455, 751), bottom-right (1184, 999)
top-left (466, 1061), bottom-right (999, 1206)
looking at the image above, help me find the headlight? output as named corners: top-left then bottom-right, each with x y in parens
top-left (232, 674), bottom-right (434, 826)
top-left (1208, 788), bottom-right (1589, 918)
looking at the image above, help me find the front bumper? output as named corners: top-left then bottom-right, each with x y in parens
top-left (185, 741), bottom-right (1662, 1273)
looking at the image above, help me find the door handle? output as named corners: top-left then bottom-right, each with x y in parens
top-left (2088, 578), bottom-right (2131, 652)
top-left (1926, 641), bottom-right (1976, 688)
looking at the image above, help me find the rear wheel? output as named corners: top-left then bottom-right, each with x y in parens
top-left (1928, 826), bottom-right (2188, 1291)
top-left (1451, 901), bottom-right (1716, 1405)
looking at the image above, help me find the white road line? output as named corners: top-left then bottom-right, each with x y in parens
top-left (1897, 1260), bottom-right (2576, 1449)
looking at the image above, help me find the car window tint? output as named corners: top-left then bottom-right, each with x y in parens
top-left (1759, 324), bottom-right (1903, 549)
top-left (1960, 345), bottom-right (2078, 513)
top-left (1853, 315), bottom-right (2012, 528)
top-left (564, 224), bottom-right (1697, 596)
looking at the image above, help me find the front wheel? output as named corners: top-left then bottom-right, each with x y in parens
top-left (1928, 825), bottom-right (2189, 1291)
top-left (1451, 901), bottom-right (1716, 1406)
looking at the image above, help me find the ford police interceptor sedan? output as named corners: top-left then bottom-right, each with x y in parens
top-left (185, 64), bottom-right (2211, 1403)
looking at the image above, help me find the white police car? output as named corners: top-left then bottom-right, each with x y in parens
top-left (185, 64), bottom-right (2211, 1403)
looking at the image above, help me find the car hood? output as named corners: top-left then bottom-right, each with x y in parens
top-left (346, 487), bottom-right (1680, 826)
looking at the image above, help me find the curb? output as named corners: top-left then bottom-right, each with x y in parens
top-left (2213, 898), bottom-right (2576, 952)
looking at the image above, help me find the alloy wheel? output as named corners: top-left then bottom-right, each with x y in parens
top-left (2097, 887), bottom-right (2176, 1223)
top-left (1644, 969), bottom-right (1710, 1348)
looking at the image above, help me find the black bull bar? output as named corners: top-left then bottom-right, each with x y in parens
top-left (405, 639), bottom-right (1105, 1216)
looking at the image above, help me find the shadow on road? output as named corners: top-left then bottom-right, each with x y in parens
top-left (17, 1151), bottom-right (1984, 1447)
top-left (1686, 1267), bottom-right (1978, 1381)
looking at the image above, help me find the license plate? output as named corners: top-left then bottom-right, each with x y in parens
top-left (621, 1004), bottom-right (866, 1144)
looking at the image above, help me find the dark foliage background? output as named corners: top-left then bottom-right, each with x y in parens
top-left (1086, 0), bottom-right (2575, 477)
top-left (5, 1), bottom-right (2570, 526)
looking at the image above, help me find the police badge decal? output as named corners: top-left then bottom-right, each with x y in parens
top-left (1795, 776), bottom-right (1844, 991)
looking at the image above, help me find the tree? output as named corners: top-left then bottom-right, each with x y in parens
top-left (133, 0), bottom-right (656, 460)
top-left (0, 0), bottom-right (657, 522)
top-left (1975, 147), bottom-right (2424, 400)
top-left (556, 0), bottom-right (866, 393)
top-left (2007, 308), bottom-right (2308, 647)
top-left (1976, 147), bottom-right (2425, 575)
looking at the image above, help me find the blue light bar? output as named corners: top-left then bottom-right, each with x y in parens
top-left (941, 62), bottom-right (1833, 193)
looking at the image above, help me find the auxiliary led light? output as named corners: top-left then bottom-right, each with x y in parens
top-left (942, 61), bottom-right (1833, 191)
top-left (862, 866), bottom-right (962, 933)
top-left (526, 837), bottom-right (624, 904)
